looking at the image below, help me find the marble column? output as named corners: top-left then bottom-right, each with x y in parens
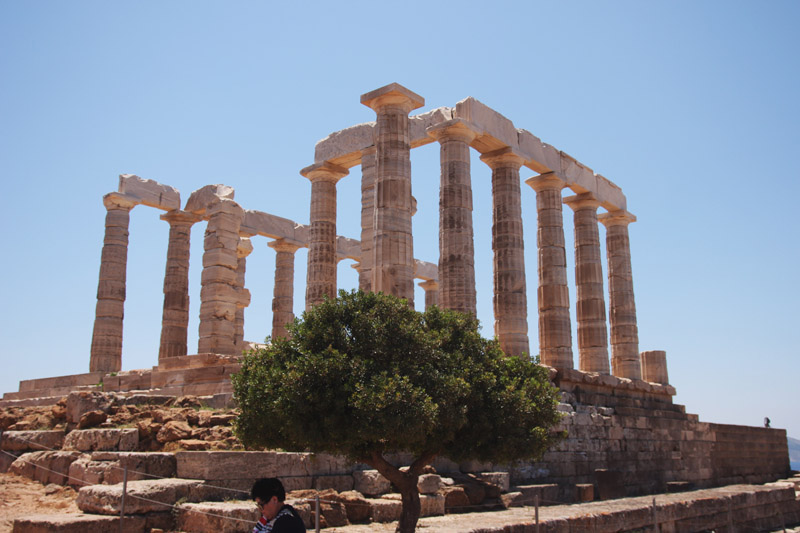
top-left (269, 239), bottom-right (300, 340)
top-left (480, 148), bottom-right (530, 358)
top-left (359, 146), bottom-right (376, 292)
top-left (90, 193), bottom-right (137, 373)
top-left (564, 193), bottom-right (609, 374)
top-left (428, 119), bottom-right (478, 316)
top-left (158, 210), bottom-right (199, 362)
top-left (526, 173), bottom-right (573, 369)
top-left (234, 236), bottom-right (253, 352)
top-left (198, 198), bottom-right (244, 355)
top-left (301, 162), bottom-right (348, 310)
top-left (418, 280), bottom-right (439, 309)
top-left (361, 83), bottom-right (424, 306)
top-left (641, 350), bottom-right (668, 385)
top-left (599, 210), bottom-right (641, 379)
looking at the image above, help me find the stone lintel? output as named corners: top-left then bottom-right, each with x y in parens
top-left (426, 118), bottom-right (479, 144)
top-left (526, 172), bottom-right (567, 192)
top-left (118, 174), bottom-right (181, 211)
top-left (563, 192), bottom-right (602, 211)
top-left (102, 192), bottom-right (137, 211)
top-left (414, 260), bottom-right (438, 282)
top-left (418, 279), bottom-right (439, 290)
top-left (241, 210), bottom-right (308, 243)
top-left (300, 161), bottom-right (349, 182)
top-left (267, 238), bottom-right (303, 253)
top-left (479, 147), bottom-right (526, 169)
top-left (336, 236), bottom-right (361, 262)
top-left (360, 83), bottom-right (424, 113)
top-left (599, 209), bottom-right (637, 227)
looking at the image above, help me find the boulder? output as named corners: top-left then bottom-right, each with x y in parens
top-left (78, 410), bottom-right (107, 429)
top-left (66, 392), bottom-right (112, 426)
top-left (156, 421), bottom-right (193, 443)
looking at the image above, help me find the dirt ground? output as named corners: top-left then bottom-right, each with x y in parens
top-left (0, 472), bottom-right (80, 533)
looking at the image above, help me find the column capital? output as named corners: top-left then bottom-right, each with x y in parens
top-left (160, 210), bottom-right (202, 225)
top-left (427, 119), bottom-right (478, 144)
top-left (360, 83), bottom-right (424, 114)
top-left (479, 147), bottom-right (525, 170)
top-left (237, 237), bottom-right (253, 259)
top-left (525, 172), bottom-right (567, 193)
top-left (103, 192), bottom-right (137, 211)
top-left (599, 209), bottom-right (637, 228)
top-left (418, 279), bottom-right (439, 291)
top-left (563, 192), bottom-right (601, 211)
top-left (300, 161), bottom-right (349, 182)
top-left (268, 238), bottom-right (302, 253)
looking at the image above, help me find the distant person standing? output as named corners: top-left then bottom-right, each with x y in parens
top-left (764, 417), bottom-right (771, 428)
top-left (251, 477), bottom-right (306, 533)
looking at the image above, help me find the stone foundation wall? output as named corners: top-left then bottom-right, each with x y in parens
top-left (710, 423), bottom-right (790, 485)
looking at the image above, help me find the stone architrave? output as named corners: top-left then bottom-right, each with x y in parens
top-left (359, 146), bottom-right (376, 292)
top-left (234, 237), bottom-right (253, 351)
top-left (564, 193), bottom-right (609, 374)
top-left (361, 83), bottom-right (424, 307)
top-left (480, 148), bottom-right (530, 358)
top-left (599, 210), bottom-right (641, 379)
top-left (525, 173), bottom-right (573, 369)
top-left (428, 119), bottom-right (478, 316)
top-left (418, 280), bottom-right (439, 309)
top-left (90, 193), bottom-right (137, 373)
top-left (197, 198), bottom-right (245, 355)
top-left (158, 210), bottom-right (200, 362)
top-left (301, 162), bottom-right (349, 310)
top-left (268, 239), bottom-right (300, 340)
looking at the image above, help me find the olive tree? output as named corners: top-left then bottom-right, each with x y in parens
top-left (233, 290), bottom-right (562, 533)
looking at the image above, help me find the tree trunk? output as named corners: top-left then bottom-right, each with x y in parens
top-left (395, 475), bottom-right (421, 533)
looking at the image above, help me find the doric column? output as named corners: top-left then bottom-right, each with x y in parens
top-left (301, 162), bottom-right (349, 310)
top-left (90, 193), bottom-right (137, 373)
top-left (269, 239), bottom-right (300, 340)
top-left (526, 173), bottom-right (573, 369)
top-left (564, 193), bottom-right (609, 374)
top-left (359, 146), bottom-right (376, 292)
top-left (599, 210), bottom-right (641, 379)
top-left (198, 198), bottom-right (244, 355)
top-left (234, 237), bottom-right (253, 352)
top-left (480, 148), bottom-right (529, 358)
top-left (641, 350), bottom-right (669, 385)
top-left (428, 119), bottom-right (478, 315)
top-left (158, 210), bottom-right (199, 362)
top-left (418, 280), bottom-right (439, 309)
top-left (361, 83), bottom-right (424, 306)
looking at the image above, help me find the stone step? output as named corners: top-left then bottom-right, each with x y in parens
top-left (76, 477), bottom-right (217, 515)
top-left (11, 511), bottom-right (173, 533)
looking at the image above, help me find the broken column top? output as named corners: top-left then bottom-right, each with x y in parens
top-left (360, 83), bottom-right (424, 113)
top-left (184, 184), bottom-right (236, 216)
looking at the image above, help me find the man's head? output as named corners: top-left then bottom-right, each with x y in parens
top-left (251, 477), bottom-right (286, 520)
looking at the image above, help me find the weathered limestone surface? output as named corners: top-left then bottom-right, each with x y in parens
top-left (361, 83), bottom-right (424, 306)
top-left (268, 239), bottom-right (300, 339)
top-left (527, 173), bottom-right (573, 368)
top-left (63, 428), bottom-right (138, 452)
top-left (11, 512), bottom-right (173, 533)
top-left (353, 469), bottom-right (391, 496)
top-left (89, 193), bottom-right (136, 373)
top-left (302, 162), bottom-right (349, 309)
top-left (481, 148), bottom-right (529, 358)
top-left (358, 146), bottom-right (376, 291)
top-left (599, 210), bottom-right (641, 379)
top-left (118, 173), bottom-right (180, 211)
top-left (176, 501), bottom-right (260, 533)
top-left (184, 184), bottom-right (235, 214)
top-left (641, 350), bottom-right (669, 385)
top-left (1, 430), bottom-right (65, 451)
top-left (10, 451), bottom-right (85, 485)
top-left (233, 236), bottom-right (253, 351)
top-left (158, 210), bottom-right (199, 361)
top-left (77, 477), bottom-right (203, 515)
top-left (428, 119), bottom-right (478, 315)
top-left (564, 193), bottom-right (609, 374)
top-left (198, 198), bottom-right (245, 355)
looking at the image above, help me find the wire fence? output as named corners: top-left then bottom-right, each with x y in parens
top-left (1, 429), bottom-right (796, 532)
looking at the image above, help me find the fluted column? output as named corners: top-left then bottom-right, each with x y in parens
top-left (301, 162), bottom-right (348, 310)
top-left (269, 239), bottom-right (300, 340)
top-left (90, 193), bottom-right (137, 372)
top-left (428, 119), bottom-right (477, 315)
top-left (526, 173), bottom-right (573, 369)
top-left (234, 237), bottom-right (253, 352)
top-left (418, 280), bottom-right (439, 309)
top-left (480, 148), bottom-right (529, 358)
top-left (361, 83), bottom-right (424, 306)
top-left (158, 210), bottom-right (199, 362)
top-left (359, 147), bottom-right (376, 292)
top-left (641, 350), bottom-right (668, 385)
top-left (599, 210), bottom-right (641, 379)
top-left (564, 193), bottom-right (609, 374)
top-left (198, 198), bottom-right (244, 355)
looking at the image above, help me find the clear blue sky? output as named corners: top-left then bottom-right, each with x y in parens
top-left (1, 1), bottom-right (798, 438)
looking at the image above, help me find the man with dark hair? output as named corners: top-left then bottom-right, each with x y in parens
top-left (251, 477), bottom-right (306, 533)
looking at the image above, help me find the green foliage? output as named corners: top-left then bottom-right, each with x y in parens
top-left (232, 290), bottom-right (562, 465)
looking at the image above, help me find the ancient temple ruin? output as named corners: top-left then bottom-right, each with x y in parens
top-left (1, 84), bottom-right (790, 497)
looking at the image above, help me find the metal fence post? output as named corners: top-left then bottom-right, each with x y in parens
top-left (119, 464), bottom-right (128, 533)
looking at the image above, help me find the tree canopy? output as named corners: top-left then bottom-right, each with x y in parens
top-left (233, 289), bottom-right (563, 532)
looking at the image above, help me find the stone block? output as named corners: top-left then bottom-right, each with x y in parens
top-left (476, 471), bottom-right (510, 493)
top-left (515, 484), bottom-right (561, 506)
top-left (63, 428), bottom-right (138, 452)
top-left (417, 473), bottom-right (442, 494)
top-left (352, 469), bottom-right (391, 496)
top-left (596, 174), bottom-right (626, 211)
top-left (66, 391), bottom-right (112, 425)
top-left (176, 501), bottom-right (259, 533)
top-left (454, 97), bottom-right (518, 150)
top-left (368, 497), bottom-right (402, 523)
top-left (575, 483), bottom-right (594, 502)
top-left (313, 474), bottom-right (353, 492)
top-left (517, 129), bottom-right (550, 172)
top-left (10, 451), bottom-right (86, 485)
top-left (10, 512), bottom-right (171, 533)
top-left (410, 106), bottom-right (453, 147)
top-left (330, 490), bottom-right (371, 523)
top-left (441, 485), bottom-right (471, 513)
top-left (314, 122), bottom-right (375, 167)
top-left (118, 174), bottom-right (180, 211)
top-left (184, 184), bottom-right (235, 215)
top-left (1, 430), bottom-right (65, 451)
top-left (176, 451), bottom-right (314, 480)
top-left (559, 152), bottom-right (596, 194)
top-left (77, 478), bottom-right (202, 515)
